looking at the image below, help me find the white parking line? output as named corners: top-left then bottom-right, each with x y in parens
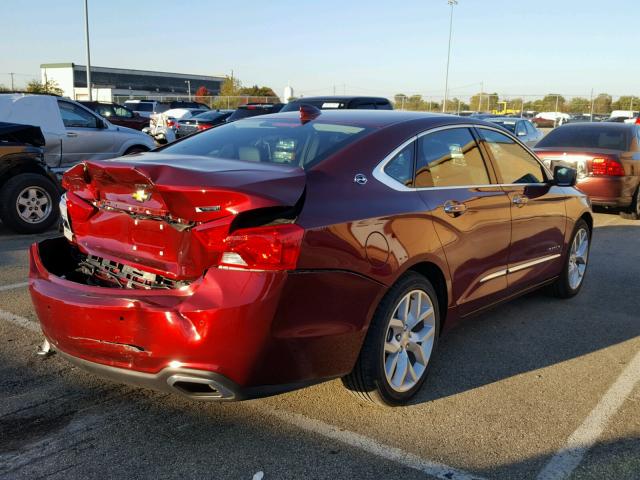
top-left (0, 310), bottom-right (484, 480)
top-left (0, 281), bottom-right (29, 292)
top-left (0, 308), bottom-right (40, 332)
top-left (259, 407), bottom-right (486, 480)
top-left (537, 349), bottom-right (640, 480)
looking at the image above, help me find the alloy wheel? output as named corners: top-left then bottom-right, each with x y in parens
top-left (383, 289), bottom-right (436, 393)
top-left (568, 228), bottom-right (589, 290)
top-left (16, 186), bottom-right (52, 224)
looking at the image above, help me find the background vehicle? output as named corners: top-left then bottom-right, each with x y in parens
top-left (532, 112), bottom-right (570, 128)
top-left (0, 94), bottom-right (155, 175)
top-left (175, 110), bottom-right (233, 138)
top-left (491, 101), bottom-right (520, 116)
top-left (80, 101), bottom-right (149, 130)
top-left (123, 100), bottom-right (170, 118)
top-left (280, 96), bottom-right (392, 112)
top-left (534, 122), bottom-right (640, 219)
top-left (486, 117), bottom-right (543, 146)
top-left (157, 108), bottom-right (208, 130)
top-left (169, 101), bottom-right (210, 110)
top-left (0, 122), bottom-right (61, 233)
top-left (225, 103), bottom-right (284, 122)
top-left (31, 110), bottom-right (591, 407)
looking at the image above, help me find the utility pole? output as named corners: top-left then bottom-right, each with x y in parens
top-left (443, 0), bottom-right (458, 113)
top-left (84, 0), bottom-right (92, 101)
top-left (185, 80), bottom-right (191, 100)
top-left (9, 73), bottom-right (14, 91)
top-left (590, 89), bottom-right (594, 122)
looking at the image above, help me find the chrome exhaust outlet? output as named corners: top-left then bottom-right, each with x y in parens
top-left (166, 374), bottom-right (235, 400)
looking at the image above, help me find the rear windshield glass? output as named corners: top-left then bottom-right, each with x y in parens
top-left (161, 118), bottom-right (371, 169)
top-left (125, 102), bottom-right (153, 112)
top-left (536, 126), bottom-right (630, 150)
top-left (490, 121), bottom-right (516, 133)
top-left (194, 111), bottom-right (228, 121)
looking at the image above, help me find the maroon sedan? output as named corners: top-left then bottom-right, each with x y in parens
top-left (30, 109), bottom-right (592, 405)
top-left (79, 102), bottom-right (149, 131)
top-left (535, 123), bottom-right (640, 219)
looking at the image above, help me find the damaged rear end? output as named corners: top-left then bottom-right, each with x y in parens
top-left (56, 154), bottom-right (306, 288)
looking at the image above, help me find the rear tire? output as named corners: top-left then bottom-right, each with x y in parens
top-left (551, 219), bottom-right (591, 298)
top-left (124, 145), bottom-right (149, 155)
top-left (0, 173), bottom-right (60, 234)
top-left (619, 187), bottom-right (640, 220)
top-left (342, 272), bottom-right (440, 406)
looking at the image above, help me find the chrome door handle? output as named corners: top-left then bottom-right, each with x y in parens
top-left (512, 194), bottom-right (528, 207)
top-left (443, 200), bottom-right (468, 216)
top-left (66, 132), bottom-right (78, 137)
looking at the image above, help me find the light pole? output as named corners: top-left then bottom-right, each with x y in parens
top-left (442, 0), bottom-right (458, 113)
top-left (185, 80), bottom-right (191, 100)
top-left (84, 0), bottom-right (92, 101)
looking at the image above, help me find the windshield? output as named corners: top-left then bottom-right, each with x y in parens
top-left (162, 118), bottom-right (371, 169)
top-left (536, 126), bottom-right (630, 151)
top-left (490, 121), bottom-right (516, 133)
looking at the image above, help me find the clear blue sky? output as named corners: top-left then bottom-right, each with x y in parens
top-left (1, 0), bottom-right (637, 100)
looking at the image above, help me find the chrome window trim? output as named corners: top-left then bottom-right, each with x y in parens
top-left (372, 123), bottom-right (553, 192)
top-left (479, 253), bottom-right (562, 283)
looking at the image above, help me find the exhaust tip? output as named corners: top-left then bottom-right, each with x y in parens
top-left (166, 374), bottom-right (234, 400)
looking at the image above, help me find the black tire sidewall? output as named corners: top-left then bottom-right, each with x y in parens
top-left (372, 273), bottom-right (440, 405)
top-left (0, 173), bottom-right (60, 234)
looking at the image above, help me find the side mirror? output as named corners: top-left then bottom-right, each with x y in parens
top-left (553, 166), bottom-right (577, 187)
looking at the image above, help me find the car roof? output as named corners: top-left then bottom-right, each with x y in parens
top-left (557, 122), bottom-right (636, 131)
top-left (255, 109), bottom-right (492, 129)
top-left (288, 96), bottom-right (390, 103)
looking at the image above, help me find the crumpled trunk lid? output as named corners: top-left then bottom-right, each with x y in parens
top-left (62, 153), bottom-right (305, 281)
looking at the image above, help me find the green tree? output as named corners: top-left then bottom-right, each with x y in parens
top-left (25, 79), bottom-right (63, 95)
top-left (592, 93), bottom-right (612, 114)
top-left (567, 97), bottom-right (590, 114)
top-left (469, 92), bottom-right (499, 112)
top-left (239, 85), bottom-right (279, 99)
top-left (612, 95), bottom-right (639, 111)
top-left (540, 94), bottom-right (566, 112)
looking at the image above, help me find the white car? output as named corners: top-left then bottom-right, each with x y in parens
top-left (147, 108), bottom-right (207, 144)
top-left (0, 94), bottom-right (156, 175)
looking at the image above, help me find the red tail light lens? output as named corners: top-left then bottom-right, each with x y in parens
top-left (220, 224), bottom-right (304, 271)
top-left (197, 124), bottom-right (211, 131)
top-left (166, 119), bottom-right (175, 127)
top-left (591, 158), bottom-right (625, 176)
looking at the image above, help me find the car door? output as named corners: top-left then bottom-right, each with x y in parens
top-left (57, 100), bottom-right (116, 167)
top-left (415, 126), bottom-right (512, 316)
top-left (475, 126), bottom-right (567, 292)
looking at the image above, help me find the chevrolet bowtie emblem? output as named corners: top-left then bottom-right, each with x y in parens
top-left (132, 187), bottom-right (151, 202)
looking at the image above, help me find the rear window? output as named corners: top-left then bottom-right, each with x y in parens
top-left (194, 111), bottom-right (228, 121)
top-left (227, 107), bottom-right (280, 122)
top-left (536, 126), bottom-right (630, 151)
top-left (126, 102), bottom-right (153, 112)
top-left (161, 118), bottom-right (371, 169)
top-left (490, 120), bottom-right (516, 133)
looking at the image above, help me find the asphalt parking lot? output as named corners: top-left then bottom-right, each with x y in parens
top-left (0, 211), bottom-right (638, 480)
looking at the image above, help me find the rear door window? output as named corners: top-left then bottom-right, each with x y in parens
top-left (477, 128), bottom-right (546, 184)
top-left (415, 128), bottom-right (491, 188)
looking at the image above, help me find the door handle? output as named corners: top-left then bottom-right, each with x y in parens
top-left (443, 200), bottom-right (468, 216)
top-left (512, 194), bottom-right (529, 207)
top-left (66, 132), bottom-right (78, 138)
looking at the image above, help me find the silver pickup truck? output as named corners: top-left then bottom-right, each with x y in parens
top-left (0, 94), bottom-right (156, 233)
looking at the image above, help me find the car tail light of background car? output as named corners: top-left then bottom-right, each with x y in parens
top-left (590, 157), bottom-right (625, 176)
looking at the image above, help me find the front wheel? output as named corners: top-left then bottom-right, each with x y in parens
top-left (551, 219), bottom-right (591, 298)
top-left (342, 272), bottom-right (440, 406)
top-left (0, 173), bottom-right (60, 234)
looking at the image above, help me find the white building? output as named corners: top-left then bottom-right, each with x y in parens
top-left (40, 63), bottom-right (224, 101)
